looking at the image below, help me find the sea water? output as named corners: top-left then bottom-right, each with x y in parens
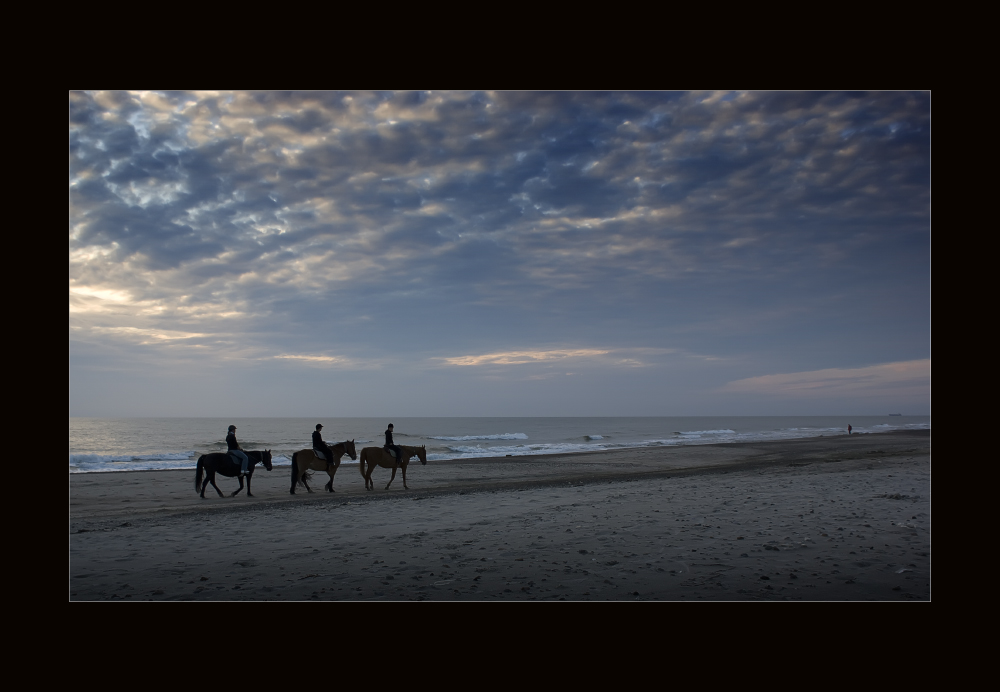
top-left (69, 416), bottom-right (930, 473)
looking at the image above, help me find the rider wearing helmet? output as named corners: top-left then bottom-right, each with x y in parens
top-left (312, 424), bottom-right (336, 468)
top-left (227, 425), bottom-right (250, 477)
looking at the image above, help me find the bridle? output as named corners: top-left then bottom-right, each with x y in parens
top-left (250, 449), bottom-right (273, 469)
top-left (332, 440), bottom-right (357, 460)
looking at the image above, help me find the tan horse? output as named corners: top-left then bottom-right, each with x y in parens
top-left (359, 445), bottom-right (427, 490)
top-left (289, 440), bottom-right (357, 494)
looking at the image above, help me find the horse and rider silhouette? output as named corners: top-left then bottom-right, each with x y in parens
top-left (289, 439), bottom-right (357, 494)
top-left (358, 444), bottom-right (427, 491)
top-left (195, 449), bottom-right (273, 498)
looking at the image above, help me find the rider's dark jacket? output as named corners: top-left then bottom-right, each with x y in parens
top-left (313, 430), bottom-right (333, 460)
top-left (384, 429), bottom-right (402, 459)
top-left (226, 432), bottom-right (240, 451)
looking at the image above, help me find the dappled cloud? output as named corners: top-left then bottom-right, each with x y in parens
top-left (69, 91), bottom-right (929, 415)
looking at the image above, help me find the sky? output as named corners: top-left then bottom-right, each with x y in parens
top-left (69, 91), bottom-right (930, 418)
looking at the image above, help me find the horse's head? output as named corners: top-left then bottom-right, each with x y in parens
top-left (417, 445), bottom-right (427, 466)
top-left (346, 439), bottom-right (357, 460)
top-left (262, 450), bottom-right (273, 471)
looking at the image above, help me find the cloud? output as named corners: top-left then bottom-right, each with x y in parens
top-left (69, 91), bottom-right (930, 415)
top-left (720, 360), bottom-right (930, 397)
top-left (437, 349), bottom-right (611, 366)
top-left (271, 353), bottom-right (363, 368)
top-left (434, 347), bottom-right (688, 368)
top-left (91, 326), bottom-right (208, 343)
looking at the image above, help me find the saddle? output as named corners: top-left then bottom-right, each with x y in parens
top-left (313, 449), bottom-right (327, 461)
top-left (384, 447), bottom-right (400, 459)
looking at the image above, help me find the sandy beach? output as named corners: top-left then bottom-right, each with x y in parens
top-left (70, 430), bottom-right (930, 601)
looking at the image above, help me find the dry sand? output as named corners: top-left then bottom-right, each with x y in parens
top-left (70, 430), bottom-right (930, 601)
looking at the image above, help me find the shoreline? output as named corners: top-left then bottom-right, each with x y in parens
top-left (70, 430), bottom-right (930, 601)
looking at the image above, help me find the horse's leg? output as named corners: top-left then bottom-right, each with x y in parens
top-left (246, 471), bottom-right (254, 497)
top-left (325, 458), bottom-right (340, 492)
top-left (402, 461), bottom-right (409, 490)
top-left (208, 471), bottom-right (224, 498)
top-left (232, 474), bottom-right (244, 497)
top-left (386, 463), bottom-right (397, 490)
top-left (326, 457), bottom-right (342, 492)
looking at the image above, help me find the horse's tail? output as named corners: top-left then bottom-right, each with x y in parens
top-left (359, 448), bottom-right (368, 478)
top-left (290, 452), bottom-right (298, 494)
top-left (195, 456), bottom-right (205, 492)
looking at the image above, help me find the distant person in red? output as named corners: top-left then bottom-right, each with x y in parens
top-left (848, 424), bottom-right (852, 435)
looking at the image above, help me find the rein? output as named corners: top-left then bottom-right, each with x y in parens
top-left (247, 450), bottom-right (271, 467)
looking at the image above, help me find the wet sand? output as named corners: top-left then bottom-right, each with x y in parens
top-left (69, 430), bottom-right (930, 601)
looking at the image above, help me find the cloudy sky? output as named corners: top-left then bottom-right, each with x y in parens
top-left (69, 91), bottom-right (930, 417)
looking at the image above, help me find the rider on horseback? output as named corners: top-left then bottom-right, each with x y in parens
top-left (226, 425), bottom-right (250, 477)
top-left (313, 424), bottom-right (336, 469)
top-left (384, 423), bottom-right (402, 465)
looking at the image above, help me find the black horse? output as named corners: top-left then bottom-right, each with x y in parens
top-left (195, 449), bottom-right (273, 498)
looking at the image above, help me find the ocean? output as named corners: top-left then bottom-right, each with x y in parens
top-left (69, 416), bottom-right (930, 474)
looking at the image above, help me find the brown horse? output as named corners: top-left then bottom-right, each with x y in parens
top-left (289, 440), bottom-right (357, 494)
top-left (359, 445), bottom-right (427, 490)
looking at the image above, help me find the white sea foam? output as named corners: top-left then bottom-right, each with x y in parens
top-left (433, 438), bottom-right (688, 460)
top-left (70, 451), bottom-right (200, 473)
top-left (68, 451), bottom-right (296, 473)
top-left (675, 429), bottom-right (736, 437)
top-left (429, 433), bottom-right (528, 441)
top-left (70, 452), bottom-right (195, 465)
top-left (424, 421), bottom-right (930, 461)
